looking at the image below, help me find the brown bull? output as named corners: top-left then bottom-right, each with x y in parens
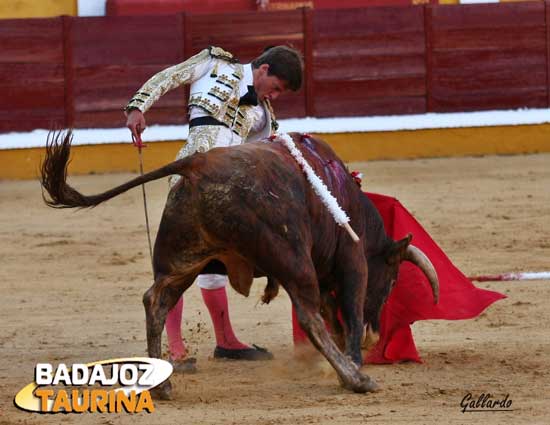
top-left (41, 130), bottom-right (438, 399)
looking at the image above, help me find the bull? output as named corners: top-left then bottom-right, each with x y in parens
top-left (41, 130), bottom-right (438, 399)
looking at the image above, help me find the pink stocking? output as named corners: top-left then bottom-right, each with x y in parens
top-left (165, 296), bottom-right (188, 360)
top-left (201, 287), bottom-right (249, 350)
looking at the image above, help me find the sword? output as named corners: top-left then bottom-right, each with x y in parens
top-left (133, 132), bottom-right (154, 277)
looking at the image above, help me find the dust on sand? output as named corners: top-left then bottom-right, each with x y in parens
top-left (1, 153), bottom-right (549, 424)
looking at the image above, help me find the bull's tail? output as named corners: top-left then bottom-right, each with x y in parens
top-left (41, 130), bottom-right (183, 209)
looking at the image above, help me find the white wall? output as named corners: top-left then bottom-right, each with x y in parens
top-left (77, 0), bottom-right (107, 16)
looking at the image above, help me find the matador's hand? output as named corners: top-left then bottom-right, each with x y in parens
top-left (126, 109), bottom-right (147, 148)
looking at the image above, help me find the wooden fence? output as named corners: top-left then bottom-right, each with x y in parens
top-left (1, 2), bottom-right (550, 132)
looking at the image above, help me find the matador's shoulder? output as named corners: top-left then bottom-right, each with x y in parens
top-left (208, 46), bottom-right (239, 63)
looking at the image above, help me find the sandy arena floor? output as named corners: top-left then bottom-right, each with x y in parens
top-left (1, 152), bottom-right (549, 424)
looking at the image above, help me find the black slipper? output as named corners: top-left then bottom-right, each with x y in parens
top-left (213, 344), bottom-right (274, 361)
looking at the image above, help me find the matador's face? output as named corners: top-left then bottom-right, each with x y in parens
top-left (253, 64), bottom-right (288, 102)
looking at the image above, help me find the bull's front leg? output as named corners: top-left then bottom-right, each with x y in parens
top-left (285, 267), bottom-right (377, 393)
top-left (320, 291), bottom-right (345, 351)
top-left (337, 274), bottom-right (368, 366)
top-left (333, 243), bottom-right (369, 367)
top-left (293, 302), bottom-right (378, 393)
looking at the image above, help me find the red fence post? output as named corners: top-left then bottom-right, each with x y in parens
top-left (177, 12), bottom-right (185, 62)
top-left (302, 7), bottom-right (315, 117)
top-left (546, 1), bottom-right (550, 107)
top-left (183, 13), bottom-right (194, 59)
top-left (423, 4), bottom-right (434, 113)
top-left (62, 15), bottom-right (75, 128)
top-left (183, 13), bottom-right (193, 107)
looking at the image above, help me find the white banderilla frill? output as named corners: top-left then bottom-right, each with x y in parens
top-left (277, 133), bottom-right (359, 243)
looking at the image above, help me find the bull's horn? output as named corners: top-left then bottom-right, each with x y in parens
top-left (404, 245), bottom-right (439, 304)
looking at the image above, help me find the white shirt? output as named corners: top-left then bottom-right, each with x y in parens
top-left (189, 63), bottom-right (267, 136)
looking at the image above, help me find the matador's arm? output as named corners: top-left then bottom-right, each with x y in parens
top-left (125, 48), bottom-right (213, 113)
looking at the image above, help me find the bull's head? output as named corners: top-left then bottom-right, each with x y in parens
top-left (363, 234), bottom-right (439, 349)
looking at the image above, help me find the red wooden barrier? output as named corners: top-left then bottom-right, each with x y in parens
top-left (106, 0), bottom-right (414, 16)
top-left (428, 2), bottom-right (547, 112)
top-left (1, 4), bottom-right (550, 133)
top-left (62, 16), bottom-right (75, 128)
top-left (313, 0), bottom-right (415, 8)
top-left (303, 7), bottom-right (315, 117)
top-left (0, 18), bottom-right (65, 132)
top-left (311, 6), bottom-right (427, 117)
top-left (545, 0), bottom-right (550, 108)
top-left (106, 0), bottom-right (256, 16)
top-left (70, 15), bottom-right (185, 128)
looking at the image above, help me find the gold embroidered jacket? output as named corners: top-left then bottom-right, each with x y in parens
top-left (125, 46), bottom-right (277, 142)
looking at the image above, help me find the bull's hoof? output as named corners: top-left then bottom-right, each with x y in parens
top-left (150, 380), bottom-right (173, 400)
top-left (341, 374), bottom-right (379, 394)
top-left (353, 375), bottom-right (379, 393)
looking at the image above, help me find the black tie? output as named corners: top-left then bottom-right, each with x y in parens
top-left (239, 85), bottom-right (258, 106)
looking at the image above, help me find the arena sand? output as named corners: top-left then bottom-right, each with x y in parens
top-left (1, 153), bottom-right (549, 424)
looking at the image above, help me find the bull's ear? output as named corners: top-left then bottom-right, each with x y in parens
top-left (385, 233), bottom-right (412, 265)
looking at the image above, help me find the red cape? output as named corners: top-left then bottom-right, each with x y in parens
top-left (292, 193), bottom-right (506, 363)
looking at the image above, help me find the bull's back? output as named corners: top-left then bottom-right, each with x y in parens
top-left (170, 141), bottom-right (309, 251)
top-left (158, 134), bottom-right (361, 275)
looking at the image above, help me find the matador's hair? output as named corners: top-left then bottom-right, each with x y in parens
top-left (252, 46), bottom-right (303, 91)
